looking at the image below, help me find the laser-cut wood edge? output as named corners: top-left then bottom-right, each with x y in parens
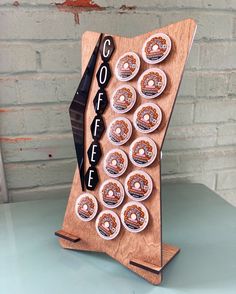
top-left (130, 243), bottom-right (180, 274)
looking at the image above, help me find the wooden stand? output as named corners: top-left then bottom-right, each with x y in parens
top-left (55, 19), bottom-right (197, 285)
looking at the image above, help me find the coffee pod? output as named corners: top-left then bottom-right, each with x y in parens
top-left (108, 117), bottom-right (132, 146)
top-left (133, 102), bottom-right (162, 133)
top-left (125, 170), bottom-right (153, 201)
top-left (129, 136), bottom-right (157, 167)
top-left (115, 52), bottom-right (140, 81)
top-left (99, 179), bottom-right (124, 208)
top-left (96, 210), bottom-right (121, 240)
top-left (75, 193), bottom-right (98, 222)
top-left (137, 68), bottom-right (167, 99)
top-left (121, 201), bottom-right (149, 233)
top-left (103, 148), bottom-right (128, 177)
top-left (142, 33), bottom-right (171, 64)
top-left (111, 85), bottom-right (136, 114)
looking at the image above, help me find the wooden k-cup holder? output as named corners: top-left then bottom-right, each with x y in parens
top-left (55, 18), bottom-right (197, 285)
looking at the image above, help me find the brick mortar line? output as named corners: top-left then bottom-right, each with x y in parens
top-left (0, 68), bottom-right (234, 76)
top-left (1, 122), bottom-right (234, 137)
top-left (0, 5), bottom-right (236, 13)
top-left (162, 145), bottom-right (236, 155)
top-left (0, 70), bottom-right (81, 75)
top-left (0, 40), bottom-right (81, 45)
top-left (0, 132), bottom-right (73, 140)
top-left (0, 39), bottom-right (82, 43)
top-left (4, 155), bottom-right (76, 165)
top-left (162, 164), bottom-right (236, 174)
top-left (0, 70), bottom-right (235, 79)
top-left (217, 188), bottom-right (236, 192)
top-left (0, 129), bottom-right (72, 137)
top-left (0, 39), bottom-right (235, 44)
top-left (5, 144), bottom-right (236, 165)
top-left (5, 157), bottom-right (76, 167)
top-left (4, 145), bottom-right (236, 167)
top-left (0, 99), bottom-right (197, 108)
top-left (0, 72), bottom-right (81, 78)
top-left (0, 125), bottom-right (230, 141)
top-left (216, 167), bottom-right (236, 174)
top-left (8, 183), bottom-right (71, 193)
top-left (0, 71), bottom-right (81, 77)
top-left (0, 101), bottom-right (69, 109)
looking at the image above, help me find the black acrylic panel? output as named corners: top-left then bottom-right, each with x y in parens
top-left (69, 34), bottom-right (103, 191)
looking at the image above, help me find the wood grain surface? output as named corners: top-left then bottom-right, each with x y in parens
top-left (58, 18), bottom-right (197, 285)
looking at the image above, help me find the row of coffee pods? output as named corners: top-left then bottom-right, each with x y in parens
top-left (107, 111), bottom-right (162, 146)
top-left (115, 34), bottom-right (171, 79)
top-left (111, 85), bottom-right (163, 132)
top-left (115, 65), bottom-right (167, 99)
top-left (115, 33), bottom-right (171, 97)
top-left (96, 202), bottom-right (149, 239)
top-left (75, 193), bottom-right (149, 239)
top-left (99, 171), bottom-right (153, 207)
top-left (103, 139), bottom-right (157, 177)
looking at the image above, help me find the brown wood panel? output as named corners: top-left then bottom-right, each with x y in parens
top-left (58, 18), bottom-right (197, 285)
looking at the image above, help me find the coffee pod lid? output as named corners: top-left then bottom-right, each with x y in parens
top-left (111, 85), bottom-right (136, 114)
top-left (125, 170), bottom-right (153, 201)
top-left (107, 117), bottom-right (132, 146)
top-left (121, 201), bottom-right (149, 233)
top-left (137, 68), bottom-right (167, 99)
top-left (142, 33), bottom-right (171, 64)
top-left (75, 193), bottom-right (98, 222)
top-left (129, 136), bottom-right (157, 167)
top-left (115, 52), bottom-right (140, 82)
top-left (95, 210), bottom-right (121, 240)
top-left (99, 179), bottom-right (124, 208)
top-left (133, 102), bottom-right (162, 133)
top-left (103, 148), bottom-right (128, 177)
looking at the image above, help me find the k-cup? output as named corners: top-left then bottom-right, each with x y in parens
top-left (111, 85), bottom-right (136, 114)
top-left (137, 68), bottom-right (167, 99)
top-left (108, 117), bottom-right (132, 146)
top-left (99, 179), bottom-right (124, 208)
top-left (125, 170), bottom-right (153, 201)
top-left (129, 136), bottom-right (157, 167)
top-left (115, 52), bottom-right (140, 81)
top-left (133, 102), bottom-right (162, 133)
top-left (103, 148), bottom-right (128, 177)
top-left (121, 201), bottom-right (149, 233)
top-left (75, 193), bottom-right (98, 222)
top-left (96, 210), bottom-right (121, 240)
top-left (142, 33), bottom-right (171, 64)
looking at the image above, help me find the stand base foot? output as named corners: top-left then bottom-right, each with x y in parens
top-left (55, 229), bottom-right (80, 243)
top-left (130, 243), bottom-right (180, 274)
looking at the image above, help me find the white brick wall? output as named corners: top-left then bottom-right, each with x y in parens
top-left (0, 0), bottom-right (235, 205)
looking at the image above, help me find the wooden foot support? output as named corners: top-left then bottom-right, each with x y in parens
top-left (55, 229), bottom-right (80, 243)
top-left (130, 243), bottom-right (180, 274)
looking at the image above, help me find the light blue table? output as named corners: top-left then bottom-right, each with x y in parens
top-left (1, 183), bottom-right (236, 294)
